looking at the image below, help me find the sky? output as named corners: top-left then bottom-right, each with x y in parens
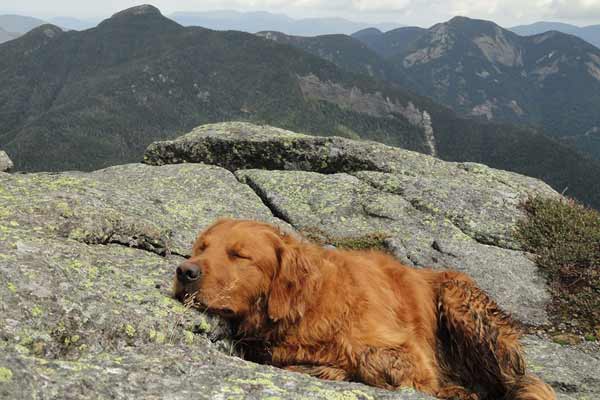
top-left (2, 0), bottom-right (600, 27)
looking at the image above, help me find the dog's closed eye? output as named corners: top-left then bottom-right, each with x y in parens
top-left (195, 241), bottom-right (208, 252)
top-left (227, 248), bottom-right (251, 260)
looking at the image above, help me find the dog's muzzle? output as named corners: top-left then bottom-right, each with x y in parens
top-left (176, 260), bottom-right (202, 284)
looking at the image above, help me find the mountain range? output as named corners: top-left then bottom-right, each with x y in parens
top-left (351, 27), bottom-right (428, 58)
top-left (348, 18), bottom-right (600, 161)
top-left (0, 14), bottom-right (48, 43)
top-left (265, 19), bottom-right (600, 161)
top-left (0, 14), bottom-right (46, 34)
top-left (353, 18), bottom-right (600, 136)
top-left (510, 21), bottom-right (600, 49)
top-left (0, 14), bottom-right (101, 35)
top-left (1, 5), bottom-right (599, 209)
top-left (0, 10), bottom-right (401, 39)
top-left (49, 16), bottom-right (98, 31)
top-left (169, 10), bottom-right (400, 36)
top-left (0, 5), bottom-right (437, 172)
top-left (255, 30), bottom-right (410, 85)
top-left (0, 26), bottom-right (19, 43)
top-left (3, 9), bottom-right (600, 49)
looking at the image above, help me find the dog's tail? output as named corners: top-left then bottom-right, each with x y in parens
top-left (504, 374), bottom-right (557, 400)
top-left (436, 277), bottom-right (556, 400)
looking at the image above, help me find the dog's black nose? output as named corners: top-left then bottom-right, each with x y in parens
top-left (176, 261), bottom-right (201, 283)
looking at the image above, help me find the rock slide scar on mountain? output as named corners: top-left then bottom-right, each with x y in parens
top-left (173, 218), bottom-right (556, 400)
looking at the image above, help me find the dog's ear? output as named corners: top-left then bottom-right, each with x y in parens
top-left (268, 241), bottom-right (321, 323)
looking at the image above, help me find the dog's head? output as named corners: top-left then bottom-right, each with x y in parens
top-left (173, 219), bottom-right (321, 322)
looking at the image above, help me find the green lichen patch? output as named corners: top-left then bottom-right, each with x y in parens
top-left (0, 367), bottom-right (13, 382)
top-left (307, 385), bottom-right (376, 400)
top-left (516, 196), bottom-right (600, 337)
top-left (124, 324), bottom-right (136, 338)
top-left (228, 376), bottom-right (284, 393)
top-left (301, 227), bottom-right (390, 252)
top-left (31, 305), bottom-right (43, 318)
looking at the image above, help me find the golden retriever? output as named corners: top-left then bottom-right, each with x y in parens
top-left (173, 219), bottom-right (555, 400)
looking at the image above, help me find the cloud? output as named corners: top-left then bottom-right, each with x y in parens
top-left (544, 0), bottom-right (600, 20)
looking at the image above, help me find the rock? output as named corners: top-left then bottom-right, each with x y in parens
top-left (0, 163), bottom-right (283, 257)
top-left (144, 122), bottom-right (387, 172)
top-left (523, 336), bottom-right (600, 399)
top-left (1, 122), bottom-right (597, 398)
top-left (144, 122), bottom-right (557, 193)
top-left (0, 150), bottom-right (13, 172)
top-left (145, 122), bottom-right (559, 249)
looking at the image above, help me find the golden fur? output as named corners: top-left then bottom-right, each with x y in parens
top-left (174, 219), bottom-right (556, 400)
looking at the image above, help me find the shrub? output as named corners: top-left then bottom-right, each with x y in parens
top-left (515, 196), bottom-right (600, 337)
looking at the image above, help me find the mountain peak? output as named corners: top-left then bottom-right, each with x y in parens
top-left (445, 15), bottom-right (500, 29)
top-left (23, 24), bottom-right (63, 39)
top-left (111, 4), bottom-right (162, 19)
top-left (448, 16), bottom-right (471, 24)
top-left (352, 27), bottom-right (383, 38)
top-left (98, 5), bottom-right (181, 32)
top-left (434, 16), bottom-right (515, 42)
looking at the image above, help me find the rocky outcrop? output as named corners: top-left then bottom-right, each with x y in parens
top-left (145, 122), bottom-right (558, 325)
top-left (473, 26), bottom-right (524, 68)
top-left (297, 74), bottom-right (437, 156)
top-left (1, 122), bottom-right (597, 399)
top-left (0, 150), bottom-right (13, 172)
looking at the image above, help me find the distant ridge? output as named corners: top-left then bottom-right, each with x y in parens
top-left (351, 26), bottom-right (426, 58)
top-left (511, 21), bottom-right (600, 49)
top-left (0, 14), bottom-right (47, 34)
top-left (49, 16), bottom-right (98, 31)
top-left (170, 10), bottom-right (400, 35)
top-left (0, 26), bottom-right (19, 44)
top-left (352, 27), bottom-right (383, 39)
